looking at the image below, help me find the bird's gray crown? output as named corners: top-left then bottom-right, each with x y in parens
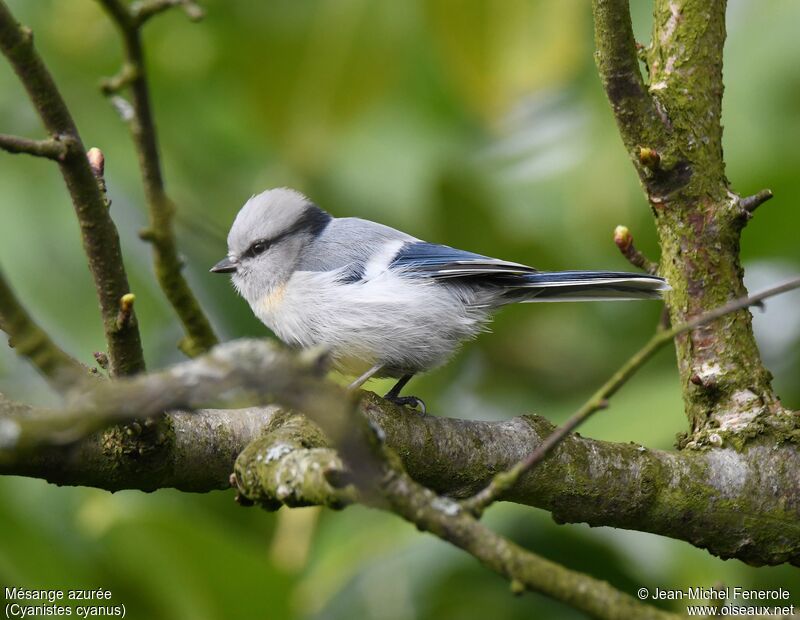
top-left (227, 187), bottom-right (331, 257)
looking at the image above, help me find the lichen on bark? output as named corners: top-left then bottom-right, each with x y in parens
top-left (592, 0), bottom-right (793, 442)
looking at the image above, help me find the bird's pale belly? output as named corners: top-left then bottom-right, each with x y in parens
top-left (254, 272), bottom-right (488, 378)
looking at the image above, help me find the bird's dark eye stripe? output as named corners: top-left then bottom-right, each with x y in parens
top-left (244, 239), bottom-right (270, 259)
top-left (240, 205), bottom-right (332, 261)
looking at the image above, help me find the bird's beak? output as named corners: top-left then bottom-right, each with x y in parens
top-left (210, 256), bottom-right (237, 274)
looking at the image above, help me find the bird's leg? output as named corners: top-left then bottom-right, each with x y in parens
top-left (347, 364), bottom-right (384, 392)
top-left (383, 374), bottom-right (426, 414)
top-left (384, 374), bottom-right (412, 400)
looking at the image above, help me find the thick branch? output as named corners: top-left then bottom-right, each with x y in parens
top-left (0, 396), bottom-right (274, 492)
top-left (0, 342), bottom-right (671, 618)
top-left (233, 411), bottom-right (356, 510)
top-left (232, 401), bottom-right (677, 619)
top-left (0, 1), bottom-right (145, 376)
top-left (593, 0), bottom-right (783, 437)
top-left (1, 340), bottom-right (797, 566)
top-left (465, 277), bottom-right (800, 513)
top-left (97, 0), bottom-right (218, 357)
top-left (0, 268), bottom-right (87, 392)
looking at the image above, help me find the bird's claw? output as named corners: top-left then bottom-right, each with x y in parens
top-left (385, 395), bottom-right (426, 415)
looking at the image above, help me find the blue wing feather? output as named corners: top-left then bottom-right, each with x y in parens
top-left (387, 242), bottom-right (668, 300)
top-left (389, 242), bottom-right (536, 277)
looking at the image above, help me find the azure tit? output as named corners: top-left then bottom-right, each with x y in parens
top-left (212, 188), bottom-right (668, 411)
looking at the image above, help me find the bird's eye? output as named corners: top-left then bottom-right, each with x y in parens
top-left (251, 241), bottom-right (269, 256)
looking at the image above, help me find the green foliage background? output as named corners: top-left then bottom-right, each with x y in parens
top-left (1, 1), bottom-right (798, 617)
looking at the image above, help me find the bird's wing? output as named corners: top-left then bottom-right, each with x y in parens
top-left (388, 241), bottom-right (668, 301)
top-left (297, 217), bottom-right (416, 278)
top-left (389, 242), bottom-right (537, 278)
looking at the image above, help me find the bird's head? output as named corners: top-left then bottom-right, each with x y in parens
top-left (211, 187), bottom-right (331, 304)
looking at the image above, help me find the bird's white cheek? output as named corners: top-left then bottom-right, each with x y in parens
top-left (231, 273), bottom-right (247, 298)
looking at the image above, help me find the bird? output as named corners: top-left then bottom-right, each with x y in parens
top-left (211, 188), bottom-right (668, 412)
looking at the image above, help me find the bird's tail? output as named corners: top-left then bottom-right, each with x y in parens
top-left (503, 271), bottom-right (669, 303)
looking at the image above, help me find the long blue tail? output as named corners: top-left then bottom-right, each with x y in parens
top-left (507, 271), bottom-right (669, 302)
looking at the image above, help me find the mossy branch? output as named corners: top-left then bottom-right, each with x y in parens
top-left (592, 0), bottom-right (786, 437)
top-left (374, 460), bottom-right (680, 619)
top-left (591, 0), bottom-right (669, 165)
top-left (0, 0), bottom-right (145, 376)
top-left (0, 340), bottom-right (677, 618)
top-left (1, 339), bottom-right (798, 566)
top-left (229, 358), bottom-right (682, 620)
top-left (232, 415), bottom-right (673, 617)
top-left (0, 398), bottom-right (277, 493)
top-left (96, 0), bottom-right (218, 357)
top-left (464, 277), bottom-right (800, 515)
top-left (0, 267), bottom-right (88, 392)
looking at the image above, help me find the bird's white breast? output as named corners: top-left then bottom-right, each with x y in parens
top-left (251, 267), bottom-right (490, 377)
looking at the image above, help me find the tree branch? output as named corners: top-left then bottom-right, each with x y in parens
top-left (1, 339), bottom-right (797, 566)
top-left (0, 341), bottom-right (676, 618)
top-left (97, 0), bottom-right (218, 357)
top-left (591, 0), bottom-right (669, 166)
top-left (238, 418), bottom-right (681, 618)
top-left (0, 267), bottom-right (88, 392)
top-left (0, 396), bottom-right (275, 492)
top-left (613, 225), bottom-right (658, 274)
top-left (231, 371), bottom-right (680, 619)
top-left (131, 0), bottom-right (204, 26)
top-left (464, 277), bottom-right (800, 514)
top-left (0, 133), bottom-right (67, 160)
top-left (375, 457), bottom-right (679, 620)
top-left (0, 0), bottom-right (145, 376)
top-left (739, 189), bottom-right (773, 215)
top-left (593, 0), bottom-right (785, 438)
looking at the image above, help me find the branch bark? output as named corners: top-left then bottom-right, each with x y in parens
top-left (0, 267), bottom-right (88, 392)
top-left (0, 133), bottom-right (66, 160)
top-left (592, 0), bottom-right (783, 440)
top-left (97, 0), bottom-right (218, 357)
top-left (1, 340), bottom-right (797, 567)
top-left (0, 340), bottom-right (678, 619)
top-left (241, 417), bottom-right (679, 619)
top-left (0, 0), bottom-right (145, 376)
top-left (464, 277), bottom-right (800, 515)
top-left (0, 396), bottom-right (274, 492)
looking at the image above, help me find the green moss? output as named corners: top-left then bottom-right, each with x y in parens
top-left (96, 415), bottom-right (175, 491)
top-left (592, 0), bottom-right (788, 438)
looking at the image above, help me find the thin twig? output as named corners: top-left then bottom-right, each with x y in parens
top-left (374, 455), bottom-right (679, 619)
top-left (613, 225), bottom-right (659, 274)
top-left (97, 0), bottom-right (218, 357)
top-left (0, 133), bottom-right (67, 160)
top-left (0, 0), bottom-right (145, 376)
top-left (132, 0), bottom-right (204, 26)
top-left (463, 276), bottom-right (800, 515)
top-left (0, 267), bottom-right (88, 392)
top-left (740, 189), bottom-right (773, 214)
top-left (99, 63), bottom-right (138, 95)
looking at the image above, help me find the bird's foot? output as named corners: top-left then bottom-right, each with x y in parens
top-left (384, 394), bottom-right (426, 415)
